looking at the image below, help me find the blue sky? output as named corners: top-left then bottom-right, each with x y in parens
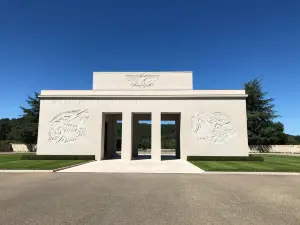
top-left (0, 0), bottom-right (299, 134)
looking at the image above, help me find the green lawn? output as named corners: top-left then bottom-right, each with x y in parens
top-left (0, 154), bottom-right (90, 170)
top-left (189, 155), bottom-right (300, 172)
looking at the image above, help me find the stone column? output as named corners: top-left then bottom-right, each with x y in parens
top-left (95, 112), bottom-right (105, 161)
top-left (151, 112), bottom-right (161, 161)
top-left (175, 117), bottom-right (181, 159)
top-left (132, 117), bottom-right (139, 158)
top-left (121, 112), bottom-right (132, 160)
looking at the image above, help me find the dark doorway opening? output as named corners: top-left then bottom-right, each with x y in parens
top-left (132, 113), bottom-right (151, 160)
top-left (103, 113), bottom-right (122, 160)
top-left (161, 113), bottom-right (181, 160)
top-left (104, 122), bottom-right (108, 157)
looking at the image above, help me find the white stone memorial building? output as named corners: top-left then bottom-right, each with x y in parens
top-left (37, 72), bottom-right (249, 160)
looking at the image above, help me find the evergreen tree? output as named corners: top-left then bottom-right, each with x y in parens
top-left (20, 92), bottom-right (40, 146)
top-left (0, 119), bottom-right (10, 140)
top-left (245, 79), bottom-right (287, 145)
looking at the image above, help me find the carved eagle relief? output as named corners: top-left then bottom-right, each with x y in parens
top-left (126, 74), bottom-right (160, 88)
top-left (48, 109), bottom-right (89, 144)
top-left (192, 112), bottom-right (236, 144)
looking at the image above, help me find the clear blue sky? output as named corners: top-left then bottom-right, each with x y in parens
top-left (0, 0), bottom-right (299, 134)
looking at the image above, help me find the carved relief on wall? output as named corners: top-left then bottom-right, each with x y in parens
top-left (192, 112), bottom-right (236, 144)
top-left (126, 73), bottom-right (160, 88)
top-left (48, 109), bottom-right (89, 144)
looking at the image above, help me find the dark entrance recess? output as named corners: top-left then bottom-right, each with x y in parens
top-left (104, 122), bottom-right (108, 157)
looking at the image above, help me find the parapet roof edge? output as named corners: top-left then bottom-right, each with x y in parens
top-left (39, 94), bottom-right (248, 99)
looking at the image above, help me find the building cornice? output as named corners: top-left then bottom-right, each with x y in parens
top-left (39, 94), bottom-right (247, 99)
top-left (39, 90), bottom-right (247, 99)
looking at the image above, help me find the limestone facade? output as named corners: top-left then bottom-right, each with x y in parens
top-left (37, 72), bottom-right (250, 160)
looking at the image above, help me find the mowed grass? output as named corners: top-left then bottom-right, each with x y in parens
top-left (189, 154), bottom-right (300, 172)
top-left (0, 154), bottom-right (89, 170)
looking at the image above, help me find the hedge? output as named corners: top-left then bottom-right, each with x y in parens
top-left (21, 155), bottom-right (95, 160)
top-left (0, 140), bottom-right (12, 152)
top-left (187, 155), bottom-right (264, 161)
top-left (0, 140), bottom-right (25, 152)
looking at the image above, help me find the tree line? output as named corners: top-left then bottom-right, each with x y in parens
top-left (115, 123), bottom-right (177, 149)
top-left (0, 93), bottom-right (39, 147)
top-left (0, 79), bottom-right (299, 150)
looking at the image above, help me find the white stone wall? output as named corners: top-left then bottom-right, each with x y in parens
top-left (250, 145), bottom-right (300, 154)
top-left (5, 144), bottom-right (37, 152)
top-left (37, 98), bottom-right (249, 159)
top-left (93, 72), bottom-right (193, 90)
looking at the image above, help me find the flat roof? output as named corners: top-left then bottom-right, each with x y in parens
top-left (39, 90), bottom-right (247, 99)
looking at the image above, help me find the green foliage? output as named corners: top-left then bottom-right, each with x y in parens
top-left (0, 118), bottom-right (23, 141)
top-left (187, 155), bottom-right (264, 161)
top-left (21, 155), bottom-right (95, 160)
top-left (245, 79), bottom-right (288, 145)
top-left (20, 92), bottom-right (40, 121)
top-left (286, 134), bottom-right (300, 145)
top-left (0, 119), bottom-right (10, 140)
top-left (0, 140), bottom-right (12, 152)
top-left (139, 136), bottom-right (151, 150)
top-left (19, 92), bottom-right (39, 144)
top-left (116, 123), bottom-right (176, 149)
top-left (0, 93), bottom-right (40, 145)
top-left (294, 135), bottom-right (300, 143)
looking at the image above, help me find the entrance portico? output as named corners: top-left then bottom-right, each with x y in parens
top-left (37, 71), bottom-right (250, 159)
top-left (98, 112), bottom-right (181, 161)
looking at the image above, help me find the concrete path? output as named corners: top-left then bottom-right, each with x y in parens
top-left (1, 173), bottom-right (300, 225)
top-left (58, 159), bottom-right (204, 173)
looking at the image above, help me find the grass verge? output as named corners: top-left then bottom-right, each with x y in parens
top-left (189, 154), bottom-right (300, 172)
top-left (0, 154), bottom-right (91, 170)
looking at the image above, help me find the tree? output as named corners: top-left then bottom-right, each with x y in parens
top-left (19, 92), bottom-right (40, 148)
top-left (20, 92), bottom-right (39, 123)
top-left (245, 79), bottom-right (287, 146)
top-left (265, 122), bottom-right (288, 144)
top-left (286, 134), bottom-right (300, 145)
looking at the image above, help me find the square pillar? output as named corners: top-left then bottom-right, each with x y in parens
top-left (95, 112), bottom-right (105, 161)
top-left (121, 112), bottom-right (132, 160)
top-left (151, 112), bottom-right (161, 161)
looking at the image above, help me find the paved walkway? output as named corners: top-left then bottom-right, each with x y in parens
top-left (1, 173), bottom-right (299, 225)
top-left (58, 159), bottom-right (204, 173)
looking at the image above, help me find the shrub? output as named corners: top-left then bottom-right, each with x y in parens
top-left (187, 155), bottom-right (264, 161)
top-left (21, 155), bottom-right (95, 160)
top-left (0, 140), bottom-right (12, 152)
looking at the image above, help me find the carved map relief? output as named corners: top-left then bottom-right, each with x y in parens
top-left (48, 109), bottom-right (89, 144)
top-left (192, 112), bottom-right (236, 144)
top-left (126, 73), bottom-right (160, 88)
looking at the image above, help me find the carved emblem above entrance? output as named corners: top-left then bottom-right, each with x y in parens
top-left (48, 109), bottom-right (89, 144)
top-left (192, 112), bottom-right (236, 144)
top-left (126, 73), bottom-right (160, 88)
